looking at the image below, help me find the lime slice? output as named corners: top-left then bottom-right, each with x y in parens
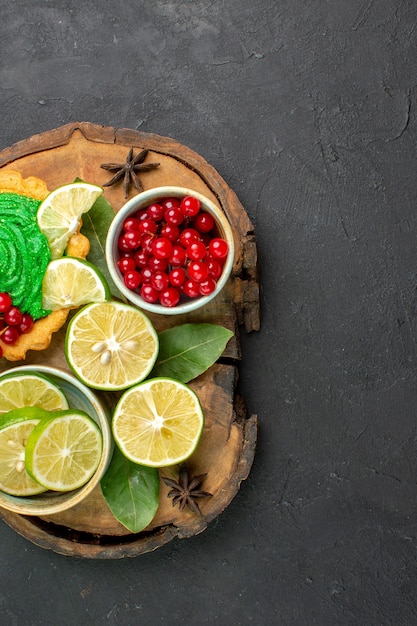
top-left (25, 410), bottom-right (102, 492)
top-left (112, 378), bottom-right (204, 467)
top-left (37, 182), bottom-right (102, 259)
top-left (0, 407), bottom-right (51, 496)
top-left (42, 257), bottom-right (110, 311)
top-left (65, 301), bottom-right (159, 391)
top-left (0, 372), bottom-right (69, 415)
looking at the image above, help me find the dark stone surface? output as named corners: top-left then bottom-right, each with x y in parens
top-left (1, 0), bottom-right (417, 623)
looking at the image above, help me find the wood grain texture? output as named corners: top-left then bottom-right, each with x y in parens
top-left (0, 123), bottom-right (259, 558)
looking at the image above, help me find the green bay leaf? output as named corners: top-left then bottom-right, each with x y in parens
top-left (101, 446), bottom-right (160, 533)
top-left (151, 323), bottom-right (234, 383)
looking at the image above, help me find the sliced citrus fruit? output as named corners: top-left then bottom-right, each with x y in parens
top-left (0, 407), bottom-right (51, 496)
top-left (41, 257), bottom-right (110, 311)
top-left (25, 409), bottom-right (102, 492)
top-left (112, 378), bottom-right (204, 467)
top-left (37, 182), bottom-right (102, 259)
top-left (65, 301), bottom-right (159, 391)
top-left (0, 372), bottom-right (69, 415)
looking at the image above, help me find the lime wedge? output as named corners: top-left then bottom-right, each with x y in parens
top-left (25, 410), bottom-right (102, 492)
top-left (112, 378), bottom-right (204, 467)
top-left (37, 182), bottom-right (102, 259)
top-left (41, 257), bottom-right (110, 311)
top-left (0, 372), bottom-right (69, 415)
top-left (0, 407), bottom-right (51, 496)
top-left (65, 301), bottom-right (159, 391)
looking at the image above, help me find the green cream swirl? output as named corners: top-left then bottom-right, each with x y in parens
top-left (0, 193), bottom-right (51, 319)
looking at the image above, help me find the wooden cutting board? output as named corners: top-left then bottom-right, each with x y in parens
top-left (0, 122), bottom-right (259, 558)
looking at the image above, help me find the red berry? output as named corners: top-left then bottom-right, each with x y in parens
top-left (18, 314), bottom-right (34, 334)
top-left (164, 206), bottom-right (184, 226)
top-left (1, 326), bottom-right (20, 345)
top-left (147, 203), bottom-right (165, 221)
top-left (199, 278), bottom-right (217, 295)
top-left (207, 258), bottom-right (222, 279)
top-left (169, 245), bottom-right (187, 267)
top-left (186, 240), bottom-right (207, 261)
top-left (193, 212), bottom-right (215, 233)
top-left (179, 228), bottom-right (200, 247)
top-left (123, 229), bottom-right (142, 250)
top-left (188, 260), bottom-right (209, 283)
top-left (148, 256), bottom-right (168, 273)
top-left (140, 284), bottom-right (159, 303)
top-left (138, 219), bottom-right (158, 235)
top-left (169, 267), bottom-right (186, 287)
top-left (141, 267), bottom-right (153, 284)
top-left (133, 250), bottom-right (150, 269)
top-left (0, 293), bottom-right (12, 313)
top-left (152, 237), bottom-right (173, 260)
top-left (118, 256), bottom-right (136, 273)
top-left (162, 197), bottom-right (180, 211)
top-left (4, 306), bottom-right (23, 326)
top-left (136, 209), bottom-right (149, 221)
top-left (160, 223), bottom-right (180, 242)
top-left (118, 234), bottom-right (132, 252)
top-left (180, 195), bottom-right (201, 218)
top-left (159, 287), bottom-right (180, 308)
top-left (151, 271), bottom-right (170, 292)
top-left (182, 279), bottom-right (200, 298)
top-left (209, 238), bottom-right (229, 259)
top-left (124, 270), bottom-right (141, 290)
top-left (123, 217), bottom-right (141, 232)
top-left (141, 233), bottom-right (155, 254)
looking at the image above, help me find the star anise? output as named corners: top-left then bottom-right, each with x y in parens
top-left (162, 466), bottom-right (212, 515)
top-left (100, 147), bottom-right (160, 198)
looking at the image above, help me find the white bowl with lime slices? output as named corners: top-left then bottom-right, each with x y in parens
top-left (0, 365), bottom-right (112, 516)
top-left (106, 186), bottom-right (235, 315)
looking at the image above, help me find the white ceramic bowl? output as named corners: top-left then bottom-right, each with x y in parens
top-left (0, 365), bottom-right (113, 516)
top-left (106, 186), bottom-right (235, 315)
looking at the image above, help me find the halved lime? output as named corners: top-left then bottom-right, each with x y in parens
top-left (0, 407), bottom-right (51, 496)
top-left (0, 372), bottom-right (69, 415)
top-left (42, 257), bottom-right (110, 311)
top-left (112, 378), bottom-right (204, 467)
top-left (25, 409), bottom-right (102, 492)
top-left (37, 182), bottom-right (102, 259)
top-left (65, 301), bottom-right (159, 391)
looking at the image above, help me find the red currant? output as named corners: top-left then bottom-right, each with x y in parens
top-left (164, 206), bottom-right (184, 226)
top-left (0, 293), bottom-right (12, 312)
top-left (123, 217), bottom-right (141, 232)
top-left (138, 219), bottom-right (158, 235)
top-left (4, 306), bottom-right (23, 326)
top-left (133, 250), bottom-right (150, 269)
top-left (188, 261), bottom-right (209, 283)
top-left (169, 267), bottom-right (186, 287)
top-left (140, 284), bottom-right (159, 303)
top-left (1, 326), bottom-right (20, 345)
top-left (18, 314), bottom-right (34, 334)
top-left (207, 257), bottom-right (222, 279)
top-left (209, 238), bottom-right (229, 259)
top-left (147, 256), bottom-right (168, 273)
top-left (118, 235), bottom-right (132, 252)
top-left (152, 237), bottom-right (173, 260)
top-left (141, 267), bottom-right (153, 284)
top-left (141, 233), bottom-right (155, 254)
top-left (118, 256), bottom-right (136, 273)
top-left (147, 203), bottom-right (165, 221)
top-left (199, 277), bottom-right (217, 295)
top-left (169, 245), bottom-right (187, 267)
top-left (124, 270), bottom-right (141, 290)
top-left (159, 287), bottom-right (180, 308)
top-left (186, 240), bottom-right (207, 261)
top-left (193, 211), bottom-right (215, 233)
top-left (160, 223), bottom-right (180, 242)
top-left (123, 229), bottom-right (142, 250)
top-left (180, 195), bottom-right (201, 218)
top-left (162, 197), bottom-right (180, 211)
top-left (182, 279), bottom-right (200, 298)
top-left (179, 228), bottom-right (200, 247)
top-left (151, 271), bottom-right (170, 292)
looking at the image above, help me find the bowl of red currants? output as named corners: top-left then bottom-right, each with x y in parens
top-left (106, 187), bottom-right (235, 315)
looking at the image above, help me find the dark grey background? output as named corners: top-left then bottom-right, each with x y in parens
top-left (1, 1), bottom-right (417, 624)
